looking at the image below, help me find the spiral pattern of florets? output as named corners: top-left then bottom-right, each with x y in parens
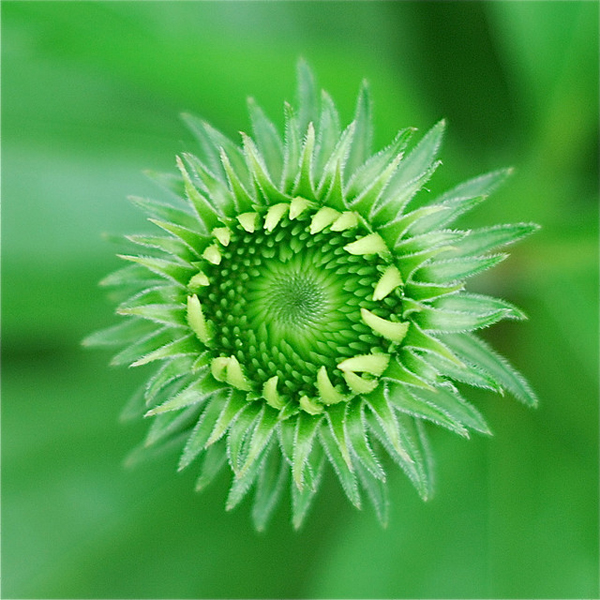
top-left (86, 61), bottom-right (538, 529)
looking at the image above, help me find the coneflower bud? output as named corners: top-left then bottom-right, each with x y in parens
top-left (84, 60), bottom-right (538, 530)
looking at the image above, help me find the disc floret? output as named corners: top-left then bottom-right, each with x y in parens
top-left (86, 61), bottom-right (538, 530)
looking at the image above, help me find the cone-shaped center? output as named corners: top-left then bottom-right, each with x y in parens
top-left (266, 271), bottom-right (326, 330)
top-left (199, 213), bottom-right (400, 402)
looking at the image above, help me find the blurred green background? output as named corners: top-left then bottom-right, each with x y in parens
top-left (3, 2), bottom-right (598, 598)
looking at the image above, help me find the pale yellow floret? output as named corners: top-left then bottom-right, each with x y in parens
top-left (338, 353), bottom-right (390, 376)
top-left (211, 357), bottom-right (230, 381)
top-left (331, 211), bottom-right (359, 231)
top-left (299, 395), bottom-right (324, 415)
top-left (316, 366), bottom-right (346, 404)
top-left (188, 271), bottom-right (210, 291)
top-left (373, 265), bottom-right (403, 301)
top-left (202, 244), bottom-right (222, 265)
top-left (263, 376), bottom-right (285, 409)
top-left (226, 355), bottom-right (252, 391)
top-left (212, 227), bottom-right (231, 246)
top-left (343, 233), bottom-right (388, 256)
top-left (289, 196), bottom-right (312, 219)
top-left (310, 207), bottom-right (341, 234)
top-left (264, 203), bottom-right (289, 232)
top-left (343, 371), bottom-right (378, 394)
top-left (361, 308), bottom-right (409, 343)
top-left (186, 294), bottom-right (211, 344)
top-left (237, 212), bottom-right (260, 233)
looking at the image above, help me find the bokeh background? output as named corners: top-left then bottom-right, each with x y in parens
top-left (3, 2), bottom-right (598, 598)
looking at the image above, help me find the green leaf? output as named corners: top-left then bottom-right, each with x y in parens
top-left (126, 233), bottom-right (196, 262)
top-left (82, 317), bottom-right (156, 347)
top-left (128, 195), bottom-right (200, 233)
top-left (252, 446), bottom-right (288, 531)
top-left (296, 58), bottom-right (319, 135)
top-left (383, 355), bottom-right (436, 390)
top-left (403, 323), bottom-right (462, 365)
top-left (410, 385), bottom-right (491, 435)
top-left (363, 385), bottom-right (407, 461)
top-left (414, 303), bottom-right (511, 333)
top-left (355, 460), bottom-right (389, 527)
top-left (292, 122), bottom-right (317, 199)
top-left (386, 382), bottom-right (469, 436)
top-left (248, 97), bottom-right (284, 186)
top-left (319, 423), bottom-right (361, 508)
top-left (325, 402), bottom-right (353, 470)
top-left (205, 390), bottom-right (249, 446)
top-left (432, 292), bottom-right (526, 320)
top-left (100, 264), bottom-right (162, 289)
top-left (195, 439), bottom-right (228, 491)
top-left (227, 402), bottom-right (262, 473)
top-left (317, 121), bottom-right (356, 198)
top-left (178, 394), bottom-right (229, 471)
top-left (144, 355), bottom-right (196, 404)
top-left (410, 168), bottom-right (513, 234)
top-left (148, 219), bottom-right (208, 258)
top-left (377, 119), bottom-right (445, 213)
top-left (118, 304), bottom-right (187, 329)
top-left (181, 113), bottom-right (249, 186)
top-left (226, 444), bottom-right (265, 511)
top-left (237, 405), bottom-right (280, 477)
top-left (415, 254), bottom-right (507, 284)
top-left (292, 443), bottom-right (325, 529)
top-left (117, 254), bottom-right (196, 286)
top-left (371, 160), bottom-right (441, 226)
top-left (365, 410), bottom-right (429, 500)
top-left (443, 332), bottom-right (538, 407)
top-left (110, 327), bottom-right (172, 366)
top-left (394, 229), bottom-right (466, 254)
top-left (345, 398), bottom-right (386, 480)
top-left (176, 156), bottom-right (223, 231)
top-left (281, 102), bottom-right (301, 195)
top-left (439, 223), bottom-right (540, 258)
top-left (423, 352), bottom-right (502, 393)
top-left (348, 152), bottom-right (403, 216)
top-left (242, 133), bottom-right (289, 204)
top-left (345, 127), bottom-right (413, 201)
top-left (314, 90), bottom-right (341, 184)
top-left (128, 333), bottom-right (203, 367)
top-left (145, 370), bottom-right (224, 416)
top-left (345, 79), bottom-right (373, 176)
top-left (183, 152), bottom-right (237, 217)
top-left (145, 404), bottom-right (202, 448)
top-left (292, 412), bottom-right (323, 490)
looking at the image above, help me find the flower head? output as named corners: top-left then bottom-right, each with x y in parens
top-left (85, 62), bottom-right (537, 529)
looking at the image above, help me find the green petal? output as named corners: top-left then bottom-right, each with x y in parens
top-left (355, 460), bottom-right (389, 527)
top-left (179, 396), bottom-right (229, 470)
top-left (346, 399), bottom-right (386, 481)
top-left (409, 385), bottom-right (491, 435)
top-left (248, 97), bottom-right (284, 186)
top-left (415, 254), bottom-right (507, 284)
top-left (195, 439), bottom-right (228, 491)
top-left (443, 333), bottom-right (538, 407)
top-left (345, 79), bottom-right (373, 176)
top-left (319, 422), bottom-right (361, 508)
top-left (292, 412), bottom-right (322, 490)
top-left (387, 383), bottom-right (469, 436)
top-left (252, 446), bottom-right (288, 531)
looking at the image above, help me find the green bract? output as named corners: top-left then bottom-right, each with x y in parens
top-left (85, 62), bottom-right (538, 529)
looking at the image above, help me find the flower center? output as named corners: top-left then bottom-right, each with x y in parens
top-left (192, 204), bottom-right (405, 411)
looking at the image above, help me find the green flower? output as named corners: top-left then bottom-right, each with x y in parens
top-left (85, 62), bottom-right (538, 529)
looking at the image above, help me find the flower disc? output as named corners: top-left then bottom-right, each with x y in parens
top-left (87, 61), bottom-right (538, 529)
